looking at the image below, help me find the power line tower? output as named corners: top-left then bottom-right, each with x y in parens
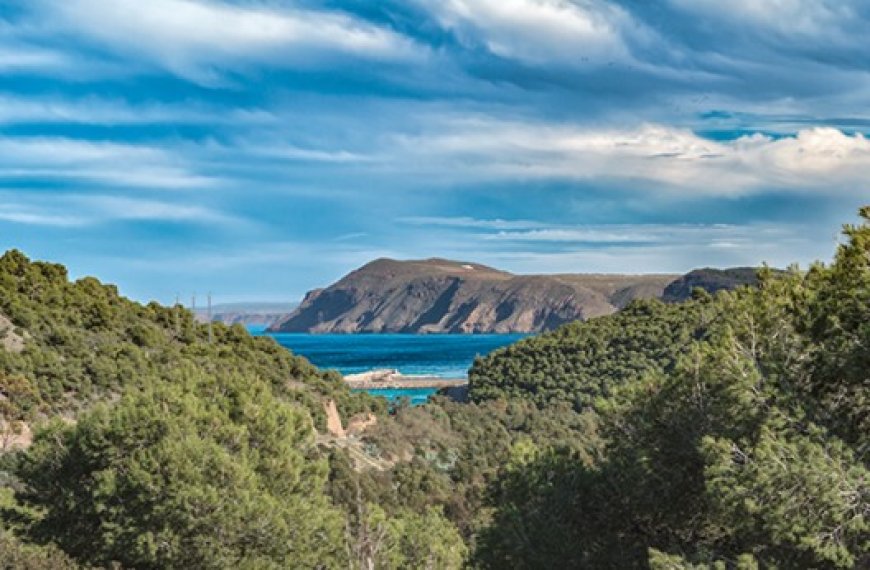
top-left (174, 293), bottom-right (181, 337)
top-left (191, 293), bottom-right (197, 341)
top-left (207, 292), bottom-right (214, 344)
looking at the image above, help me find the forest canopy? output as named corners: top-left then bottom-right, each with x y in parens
top-left (470, 208), bottom-right (869, 568)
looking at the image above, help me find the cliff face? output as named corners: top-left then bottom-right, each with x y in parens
top-left (269, 258), bottom-right (678, 334)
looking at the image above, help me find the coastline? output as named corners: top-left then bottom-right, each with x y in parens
top-left (343, 369), bottom-right (468, 390)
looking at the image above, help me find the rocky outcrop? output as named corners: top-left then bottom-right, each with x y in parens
top-left (0, 314), bottom-right (25, 353)
top-left (322, 399), bottom-right (377, 439)
top-left (269, 258), bottom-right (678, 334)
top-left (324, 399), bottom-right (345, 438)
top-left (0, 420), bottom-right (32, 451)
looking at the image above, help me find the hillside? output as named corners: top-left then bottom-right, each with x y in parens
top-left (0, 250), bottom-right (468, 568)
top-left (0, 250), bottom-right (382, 426)
top-left (270, 258), bottom-right (678, 333)
top-left (661, 266), bottom-right (762, 302)
top-left (467, 210), bottom-right (869, 568)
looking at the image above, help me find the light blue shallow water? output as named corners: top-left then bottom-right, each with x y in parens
top-left (350, 388), bottom-right (438, 406)
top-left (249, 328), bottom-right (526, 404)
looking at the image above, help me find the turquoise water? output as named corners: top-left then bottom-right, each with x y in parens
top-left (249, 328), bottom-right (526, 404)
top-left (351, 388), bottom-right (438, 406)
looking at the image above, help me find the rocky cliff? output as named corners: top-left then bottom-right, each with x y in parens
top-left (269, 258), bottom-right (679, 334)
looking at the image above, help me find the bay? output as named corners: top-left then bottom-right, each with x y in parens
top-left (249, 328), bottom-right (526, 404)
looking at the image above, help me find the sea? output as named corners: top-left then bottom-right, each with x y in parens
top-left (249, 327), bottom-right (526, 405)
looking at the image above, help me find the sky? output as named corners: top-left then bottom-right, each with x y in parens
top-left (0, 0), bottom-right (868, 304)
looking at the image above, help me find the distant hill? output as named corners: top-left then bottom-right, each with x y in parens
top-left (269, 258), bottom-right (680, 333)
top-left (661, 267), bottom-right (761, 303)
top-left (195, 302), bottom-right (298, 327)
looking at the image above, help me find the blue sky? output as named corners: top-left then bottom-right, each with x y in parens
top-left (1, 0), bottom-right (868, 303)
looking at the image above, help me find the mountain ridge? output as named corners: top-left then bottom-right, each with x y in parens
top-left (269, 258), bottom-right (687, 334)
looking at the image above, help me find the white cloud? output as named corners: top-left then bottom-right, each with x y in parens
top-left (481, 240), bottom-right (813, 274)
top-left (80, 196), bottom-right (241, 225)
top-left (393, 218), bottom-right (810, 261)
top-left (373, 215), bottom-right (832, 275)
top-left (485, 223), bottom-right (786, 245)
top-left (0, 137), bottom-right (215, 189)
top-left (419, 222), bottom-right (823, 274)
top-left (0, 95), bottom-right (275, 126)
top-left (244, 143), bottom-right (371, 164)
top-left (38, 0), bottom-right (421, 82)
top-left (396, 119), bottom-right (870, 194)
top-left (418, 0), bottom-right (636, 65)
top-left (0, 207), bottom-right (87, 227)
top-left (489, 227), bottom-right (670, 243)
top-left (0, 44), bottom-right (71, 72)
top-left (0, 193), bottom-right (241, 227)
top-left (398, 216), bottom-right (541, 230)
top-left (669, 0), bottom-right (856, 40)
top-left (348, 221), bottom-right (827, 275)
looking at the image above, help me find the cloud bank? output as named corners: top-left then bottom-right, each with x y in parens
top-left (0, 0), bottom-right (866, 301)
top-left (33, 0), bottom-right (422, 82)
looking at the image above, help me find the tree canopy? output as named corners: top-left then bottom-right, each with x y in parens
top-left (472, 208), bottom-right (870, 568)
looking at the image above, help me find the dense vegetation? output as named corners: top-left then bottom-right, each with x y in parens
top-left (468, 297), bottom-right (714, 408)
top-left (0, 251), bottom-right (464, 568)
top-left (470, 209), bottom-right (869, 568)
top-left (0, 249), bottom-right (382, 426)
top-left (0, 207), bottom-right (867, 568)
